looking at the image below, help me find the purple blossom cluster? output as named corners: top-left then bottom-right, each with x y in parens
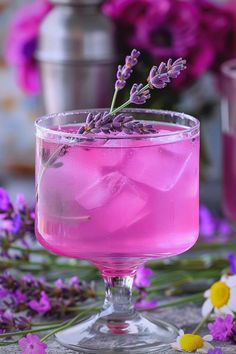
top-left (0, 188), bottom-right (35, 258)
top-left (0, 309), bottom-right (31, 334)
top-left (103, 0), bottom-right (236, 87)
top-left (0, 272), bottom-right (96, 320)
top-left (115, 49), bottom-right (140, 90)
top-left (199, 205), bottom-right (232, 242)
top-left (134, 265), bottom-right (158, 309)
top-left (208, 314), bottom-right (236, 343)
top-left (19, 334), bottom-right (47, 354)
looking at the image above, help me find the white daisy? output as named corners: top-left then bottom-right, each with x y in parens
top-left (171, 330), bottom-right (214, 353)
top-left (202, 274), bottom-right (236, 316)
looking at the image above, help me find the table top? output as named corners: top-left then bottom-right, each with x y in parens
top-left (2, 304), bottom-right (234, 353)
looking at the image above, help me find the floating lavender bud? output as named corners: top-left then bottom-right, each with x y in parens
top-left (115, 49), bottom-right (140, 91)
top-left (148, 58), bottom-right (186, 89)
top-left (130, 83), bottom-right (151, 105)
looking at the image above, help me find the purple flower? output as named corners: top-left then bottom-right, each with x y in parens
top-left (115, 48), bottom-right (140, 90)
top-left (15, 193), bottom-right (26, 211)
top-left (29, 291), bottom-right (51, 314)
top-left (12, 213), bottom-right (22, 234)
top-left (0, 188), bottom-right (10, 211)
top-left (69, 276), bottom-right (80, 286)
top-left (134, 265), bottom-right (153, 288)
top-left (229, 254), bottom-right (236, 275)
top-left (208, 314), bottom-right (234, 341)
top-left (0, 215), bottom-right (13, 232)
top-left (199, 205), bottom-right (216, 238)
top-left (0, 287), bottom-right (9, 297)
top-left (5, 0), bottom-right (52, 95)
top-left (208, 349), bottom-right (223, 354)
top-left (19, 334), bottom-right (47, 354)
top-left (54, 279), bottom-right (64, 288)
top-left (14, 290), bottom-right (27, 304)
top-left (148, 58), bottom-right (186, 89)
top-left (130, 83), bottom-right (151, 104)
top-left (135, 298), bottom-right (158, 309)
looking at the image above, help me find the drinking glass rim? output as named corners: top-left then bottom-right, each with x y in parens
top-left (35, 108), bottom-right (200, 141)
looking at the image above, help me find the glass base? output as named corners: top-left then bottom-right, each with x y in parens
top-left (55, 311), bottom-right (178, 353)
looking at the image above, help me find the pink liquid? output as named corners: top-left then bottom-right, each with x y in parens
top-left (223, 131), bottom-right (236, 220)
top-left (36, 123), bottom-right (199, 275)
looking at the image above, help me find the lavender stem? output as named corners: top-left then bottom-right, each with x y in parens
top-left (110, 88), bottom-right (119, 113)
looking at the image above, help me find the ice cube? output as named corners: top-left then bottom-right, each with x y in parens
top-left (122, 141), bottom-right (193, 192)
top-left (76, 171), bottom-right (127, 210)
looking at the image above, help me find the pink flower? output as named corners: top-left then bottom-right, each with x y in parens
top-left (19, 334), bottom-right (47, 354)
top-left (29, 291), bottom-right (51, 314)
top-left (135, 298), bottom-right (158, 309)
top-left (134, 265), bottom-right (153, 288)
top-left (208, 314), bottom-right (234, 341)
top-left (5, 0), bottom-right (52, 94)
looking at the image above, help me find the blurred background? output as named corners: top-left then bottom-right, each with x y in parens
top-left (1, 0), bottom-right (236, 212)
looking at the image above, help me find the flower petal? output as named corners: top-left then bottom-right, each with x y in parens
top-left (203, 334), bottom-right (213, 342)
top-left (171, 343), bottom-right (182, 351)
top-left (204, 289), bottom-right (210, 298)
top-left (215, 305), bottom-right (234, 316)
top-left (202, 299), bottom-right (213, 316)
top-left (226, 275), bottom-right (236, 287)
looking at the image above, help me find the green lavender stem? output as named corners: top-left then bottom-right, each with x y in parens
top-left (192, 313), bottom-right (211, 334)
top-left (110, 89), bottom-right (119, 113)
top-left (0, 324), bottom-right (63, 339)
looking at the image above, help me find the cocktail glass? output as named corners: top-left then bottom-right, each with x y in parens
top-left (35, 108), bottom-right (200, 353)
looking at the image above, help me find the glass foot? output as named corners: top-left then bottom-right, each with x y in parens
top-left (55, 311), bottom-right (178, 353)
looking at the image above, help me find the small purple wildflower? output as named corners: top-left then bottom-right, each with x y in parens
top-left (29, 291), bottom-right (51, 314)
top-left (130, 83), bottom-right (151, 104)
top-left (134, 265), bottom-right (153, 288)
top-left (208, 314), bottom-right (234, 341)
top-left (12, 213), bottom-right (22, 233)
top-left (115, 49), bottom-right (140, 90)
top-left (54, 279), bottom-right (64, 288)
top-left (19, 334), bottom-right (47, 354)
top-left (0, 287), bottom-right (9, 297)
top-left (0, 310), bottom-right (31, 334)
top-left (148, 58), bottom-right (186, 89)
top-left (15, 193), bottom-right (26, 211)
top-left (228, 253), bottom-right (236, 275)
top-left (0, 188), bottom-right (10, 211)
top-left (208, 349), bottom-right (223, 354)
top-left (135, 298), bottom-right (157, 309)
top-left (69, 276), bottom-right (80, 286)
top-left (14, 290), bottom-right (27, 304)
top-left (0, 214), bottom-right (13, 232)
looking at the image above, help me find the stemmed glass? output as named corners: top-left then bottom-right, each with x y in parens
top-left (35, 108), bottom-right (200, 353)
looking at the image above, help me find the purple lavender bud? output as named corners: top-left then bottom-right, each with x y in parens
top-left (130, 83), bottom-right (151, 104)
top-left (115, 49), bottom-right (140, 90)
top-left (131, 49), bottom-right (140, 59)
top-left (115, 80), bottom-right (126, 90)
top-left (148, 58), bottom-right (186, 89)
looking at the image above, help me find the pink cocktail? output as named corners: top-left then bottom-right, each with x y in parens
top-left (223, 132), bottom-right (236, 220)
top-left (35, 109), bottom-right (200, 353)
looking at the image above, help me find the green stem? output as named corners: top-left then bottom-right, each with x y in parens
top-left (111, 84), bottom-right (150, 115)
top-left (141, 293), bottom-right (204, 312)
top-left (41, 311), bottom-right (87, 342)
top-left (32, 321), bottom-right (62, 327)
top-left (192, 313), bottom-right (211, 334)
top-left (0, 324), bottom-right (62, 339)
top-left (110, 89), bottom-right (119, 113)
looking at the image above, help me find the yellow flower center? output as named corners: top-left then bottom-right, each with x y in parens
top-left (179, 334), bottom-right (204, 351)
top-left (210, 281), bottom-right (230, 308)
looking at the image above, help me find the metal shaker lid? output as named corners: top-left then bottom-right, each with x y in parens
top-left (37, 1), bottom-right (116, 63)
top-left (50, 0), bottom-right (103, 5)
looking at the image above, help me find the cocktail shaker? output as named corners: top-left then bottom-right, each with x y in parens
top-left (36, 0), bottom-right (117, 113)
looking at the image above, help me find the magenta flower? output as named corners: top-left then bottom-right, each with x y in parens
top-left (19, 334), bottom-right (47, 354)
top-left (5, 0), bottom-right (52, 94)
top-left (134, 265), bottom-right (153, 288)
top-left (15, 193), bottom-right (26, 211)
top-left (208, 314), bottom-right (234, 341)
top-left (69, 276), bottom-right (80, 286)
top-left (135, 298), bottom-right (158, 309)
top-left (29, 291), bottom-right (51, 314)
top-left (0, 188), bottom-right (10, 211)
top-left (54, 279), bottom-right (64, 288)
top-left (229, 254), bottom-right (236, 275)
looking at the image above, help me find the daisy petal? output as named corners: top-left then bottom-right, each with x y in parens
top-left (217, 305), bottom-right (234, 315)
top-left (179, 329), bottom-right (184, 336)
top-left (226, 275), bottom-right (236, 287)
top-left (203, 334), bottom-right (213, 341)
top-left (202, 342), bottom-right (214, 350)
top-left (228, 287), bottom-right (236, 312)
top-left (201, 299), bottom-right (213, 316)
top-left (204, 289), bottom-right (210, 298)
top-left (171, 343), bottom-right (181, 351)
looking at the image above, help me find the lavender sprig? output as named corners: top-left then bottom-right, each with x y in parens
top-left (78, 112), bottom-right (156, 135)
top-left (80, 52), bottom-right (186, 135)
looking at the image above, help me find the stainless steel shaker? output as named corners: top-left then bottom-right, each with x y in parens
top-left (36, 0), bottom-right (117, 113)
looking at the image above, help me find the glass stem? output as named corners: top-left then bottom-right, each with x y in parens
top-left (102, 276), bottom-right (135, 315)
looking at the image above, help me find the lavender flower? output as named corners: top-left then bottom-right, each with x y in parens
top-left (229, 254), bottom-right (236, 275)
top-left (134, 265), bottom-right (153, 288)
top-left (29, 291), bottom-right (51, 314)
top-left (208, 314), bottom-right (234, 341)
top-left (78, 112), bottom-right (156, 135)
top-left (135, 298), bottom-right (157, 309)
top-left (19, 334), bottom-right (47, 354)
top-left (115, 49), bottom-right (140, 90)
top-left (0, 310), bottom-right (31, 334)
top-left (0, 188), bottom-right (10, 211)
top-left (130, 83), bottom-right (151, 104)
top-left (208, 349), bottom-right (223, 354)
top-left (148, 58), bottom-right (186, 89)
